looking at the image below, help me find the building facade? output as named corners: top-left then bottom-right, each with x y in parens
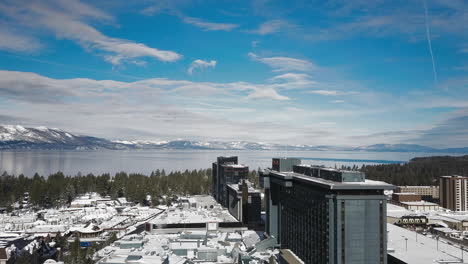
top-left (211, 156), bottom-right (249, 207)
top-left (260, 159), bottom-right (394, 264)
top-left (439, 175), bottom-right (468, 211)
top-left (227, 181), bottom-right (262, 228)
top-left (391, 192), bottom-right (421, 203)
top-left (396, 186), bottom-right (439, 199)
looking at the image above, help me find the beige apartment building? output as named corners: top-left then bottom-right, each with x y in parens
top-left (440, 175), bottom-right (468, 211)
top-left (396, 185), bottom-right (439, 199)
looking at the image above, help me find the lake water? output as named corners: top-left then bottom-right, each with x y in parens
top-left (0, 149), bottom-right (463, 177)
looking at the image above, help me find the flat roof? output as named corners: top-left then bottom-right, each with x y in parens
top-left (227, 184), bottom-right (262, 194)
top-left (268, 170), bottom-right (394, 190)
top-left (294, 164), bottom-right (363, 174)
top-left (440, 175), bottom-right (468, 179)
top-left (96, 229), bottom-right (272, 264)
top-left (398, 186), bottom-right (438, 188)
top-left (386, 203), bottom-right (468, 224)
top-left (149, 197), bottom-right (238, 225)
top-left (400, 201), bottom-right (439, 206)
top-left (220, 164), bottom-right (248, 168)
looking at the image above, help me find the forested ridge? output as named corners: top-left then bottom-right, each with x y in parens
top-left (0, 169), bottom-right (259, 208)
top-left (363, 155), bottom-right (468, 186)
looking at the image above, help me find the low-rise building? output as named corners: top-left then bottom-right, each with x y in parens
top-left (387, 203), bottom-right (468, 232)
top-left (396, 186), bottom-right (439, 199)
top-left (399, 201), bottom-right (440, 211)
top-left (96, 229), bottom-right (277, 264)
top-left (97, 196), bottom-right (301, 264)
top-left (146, 196), bottom-right (241, 232)
top-left (392, 192), bottom-right (421, 203)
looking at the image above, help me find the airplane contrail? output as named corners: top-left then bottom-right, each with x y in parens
top-left (422, 0), bottom-right (438, 87)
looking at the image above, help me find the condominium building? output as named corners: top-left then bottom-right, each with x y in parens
top-left (260, 158), bottom-right (394, 264)
top-left (226, 181), bottom-right (262, 228)
top-left (439, 175), bottom-right (468, 211)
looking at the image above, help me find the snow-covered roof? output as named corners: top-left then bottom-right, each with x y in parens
top-left (387, 223), bottom-right (466, 263)
top-left (96, 229), bottom-right (274, 264)
top-left (400, 201), bottom-right (439, 206)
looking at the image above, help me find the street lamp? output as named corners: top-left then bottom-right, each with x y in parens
top-left (461, 245), bottom-right (464, 262)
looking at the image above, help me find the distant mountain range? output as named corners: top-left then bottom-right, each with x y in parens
top-left (1, 125), bottom-right (467, 153)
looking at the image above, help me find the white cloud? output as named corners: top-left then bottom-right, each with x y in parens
top-left (246, 88), bottom-right (289, 100)
top-left (0, 0), bottom-right (182, 65)
top-left (3, 69), bottom-right (466, 147)
top-left (248, 52), bottom-right (317, 72)
top-left (183, 17), bottom-right (238, 31)
top-left (331, 100), bottom-right (345, 103)
top-left (0, 70), bottom-right (331, 144)
top-left (0, 70), bottom-right (290, 103)
top-left (302, 0), bottom-right (468, 42)
top-left (308, 90), bottom-right (339, 96)
top-left (249, 19), bottom-right (291, 35)
top-left (271, 73), bottom-right (312, 82)
top-left (270, 73), bottom-right (318, 89)
top-left (188, 59), bottom-right (217, 75)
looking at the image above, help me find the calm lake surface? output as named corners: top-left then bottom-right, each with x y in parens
top-left (0, 149), bottom-right (463, 177)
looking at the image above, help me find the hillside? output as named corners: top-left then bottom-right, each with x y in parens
top-left (363, 155), bottom-right (468, 186)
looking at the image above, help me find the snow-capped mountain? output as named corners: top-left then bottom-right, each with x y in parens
top-left (1, 125), bottom-right (77, 143)
top-left (0, 125), bottom-right (128, 150)
top-left (0, 125), bottom-right (467, 153)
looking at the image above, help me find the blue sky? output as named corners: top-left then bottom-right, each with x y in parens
top-left (0, 0), bottom-right (467, 147)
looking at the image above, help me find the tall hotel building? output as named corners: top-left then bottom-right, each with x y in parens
top-left (211, 156), bottom-right (249, 207)
top-left (260, 158), bottom-right (394, 264)
top-left (440, 175), bottom-right (468, 211)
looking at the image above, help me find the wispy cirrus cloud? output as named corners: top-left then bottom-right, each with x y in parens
top-left (270, 73), bottom-right (318, 89)
top-left (245, 0), bottom-right (467, 45)
top-left (248, 19), bottom-right (292, 35)
top-left (0, 27), bottom-right (43, 53)
top-left (308, 90), bottom-right (340, 96)
top-left (0, 70), bottom-right (290, 103)
top-left (182, 17), bottom-right (238, 31)
top-left (246, 88), bottom-right (289, 100)
top-left (350, 112), bottom-right (468, 148)
top-left (0, 70), bottom-right (308, 142)
top-left (331, 100), bottom-right (345, 103)
top-left (413, 115), bottom-right (468, 148)
top-left (188, 59), bottom-right (217, 75)
top-left (1, 69), bottom-right (467, 147)
top-left (248, 52), bottom-right (317, 72)
top-left (0, 0), bottom-right (182, 65)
